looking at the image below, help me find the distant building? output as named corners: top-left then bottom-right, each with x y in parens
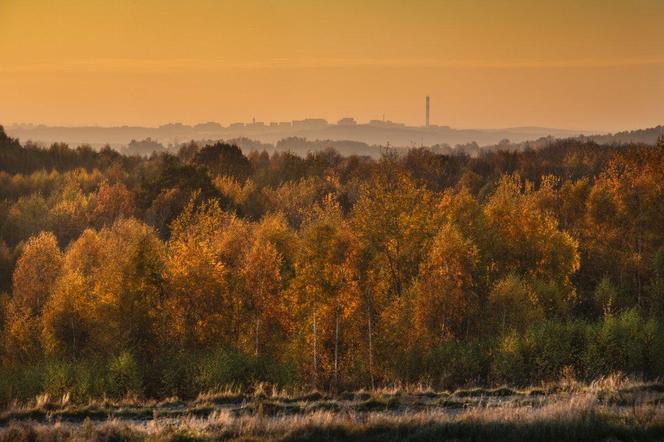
top-left (229, 122), bottom-right (245, 129)
top-left (292, 118), bottom-right (328, 129)
top-left (368, 119), bottom-right (405, 127)
top-left (158, 123), bottom-right (187, 130)
top-left (194, 121), bottom-right (223, 130)
top-left (337, 117), bottom-right (357, 126)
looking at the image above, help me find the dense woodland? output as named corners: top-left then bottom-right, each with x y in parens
top-left (1, 125), bottom-right (664, 402)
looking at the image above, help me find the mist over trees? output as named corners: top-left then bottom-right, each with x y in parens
top-left (1, 124), bottom-right (664, 400)
top-left (8, 123), bottom-right (663, 160)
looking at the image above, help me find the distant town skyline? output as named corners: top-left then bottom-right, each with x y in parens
top-left (9, 115), bottom-right (431, 130)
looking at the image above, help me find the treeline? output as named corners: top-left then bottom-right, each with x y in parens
top-left (1, 125), bottom-right (664, 401)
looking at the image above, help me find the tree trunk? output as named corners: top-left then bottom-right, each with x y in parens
top-left (255, 316), bottom-right (260, 357)
top-left (312, 308), bottom-right (318, 388)
top-left (71, 316), bottom-right (76, 361)
top-left (367, 304), bottom-right (375, 390)
top-left (637, 232), bottom-right (643, 307)
top-left (334, 298), bottom-right (340, 391)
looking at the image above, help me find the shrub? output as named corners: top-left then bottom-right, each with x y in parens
top-left (42, 361), bottom-right (72, 398)
top-left (528, 320), bottom-right (588, 381)
top-left (154, 349), bottom-right (200, 398)
top-left (593, 276), bottom-right (632, 315)
top-left (491, 320), bottom-right (588, 384)
top-left (491, 331), bottom-right (530, 385)
top-left (423, 340), bottom-right (489, 388)
top-left (584, 309), bottom-right (664, 378)
top-left (0, 364), bottom-right (43, 406)
top-left (194, 348), bottom-right (299, 390)
top-left (107, 352), bottom-right (143, 397)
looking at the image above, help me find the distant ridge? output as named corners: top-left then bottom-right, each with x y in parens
top-left (5, 122), bottom-right (594, 151)
top-left (585, 125), bottom-right (664, 145)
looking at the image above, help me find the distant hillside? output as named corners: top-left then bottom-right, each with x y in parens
top-left (6, 122), bottom-right (660, 159)
top-left (586, 125), bottom-right (663, 145)
top-left (5, 122), bottom-right (592, 152)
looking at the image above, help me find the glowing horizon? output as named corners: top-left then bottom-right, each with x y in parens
top-left (1, 0), bottom-right (663, 131)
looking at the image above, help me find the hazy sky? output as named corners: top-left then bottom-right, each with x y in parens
top-left (1, 0), bottom-right (663, 131)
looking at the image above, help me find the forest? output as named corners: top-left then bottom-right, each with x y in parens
top-left (1, 125), bottom-right (664, 403)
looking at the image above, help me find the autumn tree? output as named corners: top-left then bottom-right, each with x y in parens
top-left (41, 271), bottom-right (94, 359)
top-left (483, 175), bottom-right (580, 287)
top-left (289, 196), bottom-right (357, 387)
top-left (413, 224), bottom-right (480, 346)
top-left (88, 181), bottom-right (136, 227)
top-left (1, 194), bottom-right (49, 247)
top-left (46, 177), bottom-right (90, 246)
top-left (350, 165), bottom-right (438, 381)
top-left (87, 219), bottom-right (165, 359)
top-left (40, 229), bottom-right (103, 359)
top-left (193, 142), bottom-right (253, 182)
top-left (584, 148), bottom-right (664, 306)
top-left (164, 198), bottom-right (249, 350)
top-left (4, 232), bottom-right (62, 363)
top-left (239, 238), bottom-right (283, 357)
top-left (11, 232), bottom-right (63, 315)
top-left (351, 168), bottom-right (437, 300)
top-left (489, 274), bottom-right (544, 334)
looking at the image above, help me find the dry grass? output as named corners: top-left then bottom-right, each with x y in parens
top-left (2, 375), bottom-right (664, 441)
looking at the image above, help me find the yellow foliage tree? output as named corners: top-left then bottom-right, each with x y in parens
top-left (489, 274), bottom-right (544, 334)
top-left (11, 232), bottom-right (62, 315)
top-left (289, 196), bottom-right (357, 387)
top-left (4, 232), bottom-right (62, 363)
top-left (164, 198), bottom-right (247, 350)
top-left (88, 181), bottom-right (136, 227)
top-left (90, 219), bottom-right (165, 359)
top-left (483, 175), bottom-right (580, 294)
top-left (413, 224), bottom-right (480, 346)
top-left (41, 271), bottom-right (94, 359)
top-left (240, 238), bottom-right (284, 357)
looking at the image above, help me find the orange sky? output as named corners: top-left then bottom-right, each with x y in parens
top-left (1, 0), bottom-right (663, 131)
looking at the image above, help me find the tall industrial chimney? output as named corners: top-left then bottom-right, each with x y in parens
top-left (425, 96), bottom-right (430, 128)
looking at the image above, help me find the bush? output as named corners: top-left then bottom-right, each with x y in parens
top-left (528, 320), bottom-right (588, 381)
top-left (153, 349), bottom-right (200, 398)
top-left (42, 361), bottom-right (72, 398)
top-left (194, 348), bottom-right (298, 390)
top-left (584, 309), bottom-right (664, 378)
top-left (107, 352), bottom-right (143, 397)
top-left (491, 331), bottom-right (530, 385)
top-left (41, 361), bottom-right (103, 400)
top-left (70, 361), bottom-right (107, 401)
top-left (0, 364), bottom-right (43, 406)
top-left (423, 340), bottom-right (490, 388)
top-left (492, 320), bottom-right (588, 384)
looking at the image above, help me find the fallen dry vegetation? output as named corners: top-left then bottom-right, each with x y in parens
top-left (1, 375), bottom-right (664, 441)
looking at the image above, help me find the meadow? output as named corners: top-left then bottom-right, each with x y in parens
top-left (2, 375), bottom-right (664, 441)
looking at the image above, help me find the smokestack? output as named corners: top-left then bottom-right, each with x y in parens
top-left (425, 96), bottom-right (430, 128)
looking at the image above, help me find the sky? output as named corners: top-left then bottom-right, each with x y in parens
top-left (1, 0), bottom-right (663, 131)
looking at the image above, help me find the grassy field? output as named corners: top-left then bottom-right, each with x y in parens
top-left (1, 375), bottom-right (664, 441)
